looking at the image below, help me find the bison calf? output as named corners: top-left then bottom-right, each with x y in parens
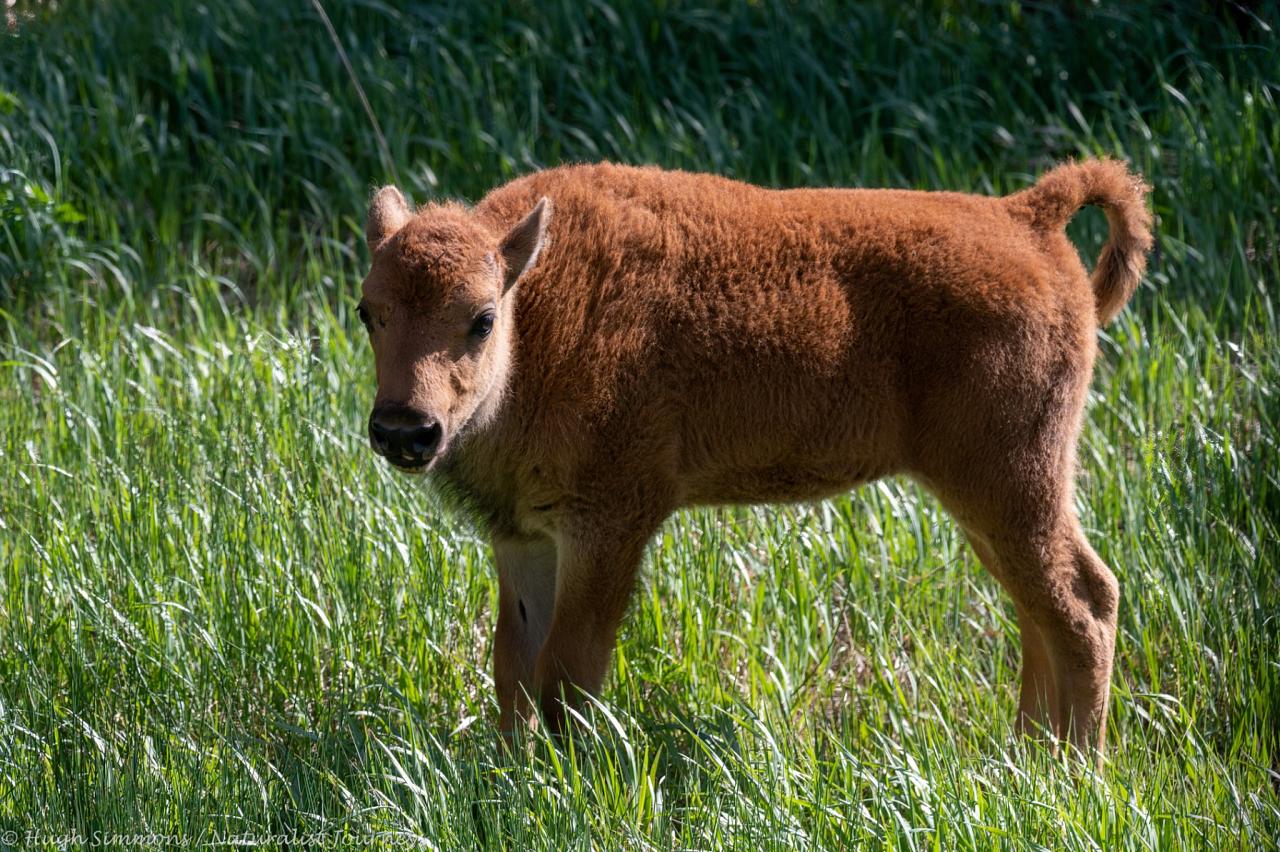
top-left (357, 160), bottom-right (1152, 758)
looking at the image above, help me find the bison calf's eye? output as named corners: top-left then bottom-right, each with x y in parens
top-left (469, 311), bottom-right (495, 341)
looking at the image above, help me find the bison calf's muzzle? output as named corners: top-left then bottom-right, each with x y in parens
top-left (368, 405), bottom-right (442, 471)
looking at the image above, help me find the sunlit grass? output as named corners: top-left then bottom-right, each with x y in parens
top-left (1, 1), bottom-right (1277, 848)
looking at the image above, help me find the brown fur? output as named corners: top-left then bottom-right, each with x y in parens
top-left (358, 159), bottom-right (1153, 761)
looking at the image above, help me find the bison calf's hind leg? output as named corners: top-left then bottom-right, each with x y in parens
top-left (493, 537), bottom-right (558, 735)
top-left (966, 535), bottom-right (1057, 737)
top-left (979, 522), bottom-right (1120, 760)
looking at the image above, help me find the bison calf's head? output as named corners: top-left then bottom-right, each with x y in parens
top-left (358, 186), bottom-right (550, 473)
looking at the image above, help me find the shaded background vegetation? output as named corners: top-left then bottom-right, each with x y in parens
top-left (1, 1), bottom-right (1277, 848)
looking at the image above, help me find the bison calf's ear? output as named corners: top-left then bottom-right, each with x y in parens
top-left (367, 185), bottom-right (411, 250)
top-left (499, 197), bottom-right (551, 290)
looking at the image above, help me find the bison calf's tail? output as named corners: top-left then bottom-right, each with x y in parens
top-left (1009, 159), bottom-right (1154, 326)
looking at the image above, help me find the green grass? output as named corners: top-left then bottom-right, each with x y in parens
top-left (1, 0), bottom-right (1278, 848)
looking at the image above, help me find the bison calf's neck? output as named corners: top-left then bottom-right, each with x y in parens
top-left (357, 160), bottom-right (1152, 763)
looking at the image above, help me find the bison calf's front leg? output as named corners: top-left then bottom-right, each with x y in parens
top-left (531, 518), bottom-right (658, 734)
top-left (493, 537), bottom-right (558, 735)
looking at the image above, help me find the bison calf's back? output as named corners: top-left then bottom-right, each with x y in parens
top-left (356, 159), bottom-right (1152, 761)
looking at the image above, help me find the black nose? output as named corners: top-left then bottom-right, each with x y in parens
top-left (368, 407), bottom-right (442, 468)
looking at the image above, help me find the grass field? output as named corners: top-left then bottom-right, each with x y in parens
top-left (2, 1), bottom-right (1278, 848)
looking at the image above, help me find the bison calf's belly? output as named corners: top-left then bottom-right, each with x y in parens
top-left (678, 403), bottom-right (896, 506)
top-left (685, 458), bottom-right (885, 506)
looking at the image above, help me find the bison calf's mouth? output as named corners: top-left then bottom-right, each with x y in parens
top-left (367, 405), bottom-right (443, 471)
